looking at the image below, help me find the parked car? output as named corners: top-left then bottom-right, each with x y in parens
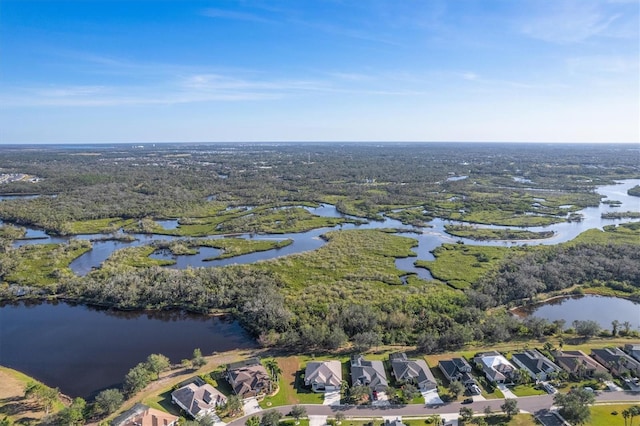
top-left (543, 383), bottom-right (558, 394)
top-left (462, 398), bottom-right (473, 404)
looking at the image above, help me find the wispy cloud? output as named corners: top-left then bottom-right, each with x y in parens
top-left (0, 67), bottom-right (430, 108)
top-left (456, 72), bottom-right (568, 91)
top-left (566, 55), bottom-right (640, 75)
top-left (200, 7), bottom-right (274, 24)
top-left (519, 2), bottom-right (627, 44)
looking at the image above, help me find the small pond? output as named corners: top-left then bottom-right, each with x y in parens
top-left (515, 295), bottom-right (640, 331)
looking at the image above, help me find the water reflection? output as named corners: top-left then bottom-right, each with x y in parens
top-left (515, 295), bottom-right (640, 331)
top-left (0, 301), bottom-right (255, 398)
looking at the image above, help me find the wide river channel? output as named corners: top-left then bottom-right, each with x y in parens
top-left (0, 179), bottom-right (638, 397)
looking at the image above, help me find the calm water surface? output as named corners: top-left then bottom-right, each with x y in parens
top-left (517, 295), bottom-right (640, 331)
top-left (0, 301), bottom-right (254, 398)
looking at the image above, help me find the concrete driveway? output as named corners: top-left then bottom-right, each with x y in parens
top-left (422, 389), bottom-right (444, 405)
top-left (497, 384), bottom-right (518, 399)
top-left (309, 415), bottom-right (328, 426)
top-left (242, 397), bottom-right (263, 416)
top-left (372, 392), bottom-right (391, 406)
top-left (323, 390), bottom-right (341, 406)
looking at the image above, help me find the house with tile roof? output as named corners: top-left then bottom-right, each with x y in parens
top-left (226, 358), bottom-right (272, 398)
top-left (389, 352), bottom-right (437, 391)
top-left (474, 351), bottom-right (516, 384)
top-left (552, 350), bottom-right (607, 379)
top-left (111, 403), bottom-right (179, 426)
top-left (305, 360), bottom-right (342, 392)
top-left (171, 382), bottom-right (227, 419)
top-left (350, 354), bottom-right (388, 391)
top-left (511, 349), bottom-right (561, 382)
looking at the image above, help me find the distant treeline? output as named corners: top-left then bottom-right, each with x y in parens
top-left (0, 143), bottom-right (637, 231)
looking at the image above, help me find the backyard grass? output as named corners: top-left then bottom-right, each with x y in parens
top-left (0, 366), bottom-right (65, 424)
top-left (142, 389), bottom-right (182, 417)
top-left (260, 356), bottom-right (324, 408)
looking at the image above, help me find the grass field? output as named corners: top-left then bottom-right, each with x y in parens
top-left (0, 366), bottom-right (65, 424)
top-left (415, 243), bottom-right (512, 289)
top-left (4, 240), bottom-right (92, 286)
top-left (589, 404), bottom-right (638, 426)
top-left (65, 217), bottom-right (137, 234)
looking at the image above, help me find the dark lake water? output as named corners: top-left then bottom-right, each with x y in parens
top-left (516, 295), bottom-right (640, 331)
top-left (0, 301), bottom-right (255, 398)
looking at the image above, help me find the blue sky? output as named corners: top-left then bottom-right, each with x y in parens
top-left (0, 0), bottom-right (638, 143)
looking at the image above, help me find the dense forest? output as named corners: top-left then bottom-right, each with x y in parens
top-left (0, 143), bottom-right (639, 352)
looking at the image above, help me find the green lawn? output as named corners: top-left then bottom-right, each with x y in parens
top-left (142, 389), bottom-right (183, 417)
top-left (589, 404), bottom-right (638, 426)
top-left (508, 384), bottom-right (545, 397)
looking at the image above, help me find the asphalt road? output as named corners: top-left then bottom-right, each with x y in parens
top-left (227, 390), bottom-right (640, 426)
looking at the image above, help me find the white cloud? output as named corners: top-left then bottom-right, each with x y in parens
top-left (519, 2), bottom-right (627, 43)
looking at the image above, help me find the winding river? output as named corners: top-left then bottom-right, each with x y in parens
top-left (9, 179), bottom-right (640, 278)
top-left (0, 179), bottom-right (638, 397)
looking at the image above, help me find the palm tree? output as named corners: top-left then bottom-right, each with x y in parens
top-left (630, 405), bottom-right (640, 426)
top-left (622, 409), bottom-right (630, 426)
top-left (264, 359), bottom-right (282, 381)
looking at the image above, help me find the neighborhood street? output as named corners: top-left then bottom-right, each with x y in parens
top-left (227, 391), bottom-right (640, 426)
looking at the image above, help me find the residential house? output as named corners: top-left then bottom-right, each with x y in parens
top-left (438, 357), bottom-right (481, 395)
top-left (305, 360), bottom-right (342, 392)
top-left (553, 350), bottom-right (607, 379)
top-left (389, 352), bottom-right (437, 391)
top-left (111, 403), bottom-right (179, 426)
top-left (592, 347), bottom-right (640, 377)
top-left (350, 354), bottom-right (388, 391)
top-left (511, 350), bottom-right (561, 382)
top-left (624, 344), bottom-right (640, 363)
top-left (171, 382), bottom-right (227, 419)
top-left (474, 351), bottom-right (516, 384)
top-left (226, 358), bottom-right (272, 398)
